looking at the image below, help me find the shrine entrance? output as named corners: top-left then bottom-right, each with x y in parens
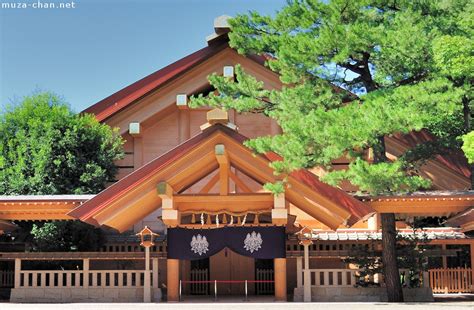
top-left (168, 227), bottom-right (285, 301)
top-left (181, 248), bottom-right (275, 300)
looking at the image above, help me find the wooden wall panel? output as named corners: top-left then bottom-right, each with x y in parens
top-left (142, 110), bottom-right (180, 164)
top-left (189, 110), bottom-right (208, 137)
top-left (235, 112), bottom-right (272, 139)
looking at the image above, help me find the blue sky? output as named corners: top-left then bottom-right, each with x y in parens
top-left (0, 0), bottom-right (285, 112)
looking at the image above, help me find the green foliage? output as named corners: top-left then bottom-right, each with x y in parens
top-left (344, 233), bottom-right (429, 288)
top-left (0, 92), bottom-right (124, 195)
top-left (30, 221), bottom-right (104, 252)
top-left (0, 92), bottom-right (124, 251)
top-left (190, 0), bottom-right (472, 195)
top-left (462, 131), bottom-right (474, 163)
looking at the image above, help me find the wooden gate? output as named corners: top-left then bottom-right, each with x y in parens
top-left (429, 268), bottom-right (473, 293)
top-left (255, 268), bottom-right (274, 295)
top-left (189, 268), bottom-right (210, 295)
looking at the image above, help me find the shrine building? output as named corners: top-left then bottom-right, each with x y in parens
top-left (0, 16), bottom-right (473, 303)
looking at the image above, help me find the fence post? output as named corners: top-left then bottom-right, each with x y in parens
top-left (296, 257), bottom-right (303, 288)
top-left (14, 258), bottom-right (21, 288)
top-left (245, 280), bottom-right (248, 301)
top-left (303, 242), bottom-right (311, 302)
top-left (152, 258), bottom-right (159, 289)
top-left (214, 280), bottom-right (217, 301)
top-left (83, 258), bottom-right (90, 288)
top-left (144, 246), bottom-right (151, 302)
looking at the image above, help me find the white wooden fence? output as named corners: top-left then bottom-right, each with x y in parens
top-left (17, 270), bottom-right (154, 288)
top-left (298, 269), bottom-right (361, 288)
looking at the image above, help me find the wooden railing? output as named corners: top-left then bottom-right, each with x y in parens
top-left (0, 270), bottom-right (14, 288)
top-left (300, 269), bottom-right (361, 287)
top-left (18, 270), bottom-right (154, 288)
top-left (429, 268), bottom-right (473, 293)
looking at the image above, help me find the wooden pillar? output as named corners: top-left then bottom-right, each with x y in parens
top-left (167, 259), bottom-right (180, 302)
top-left (144, 247), bottom-right (151, 302)
top-left (152, 258), bottom-right (159, 289)
top-left (296, 256), bottom-right (303, 288)
top-left (442, 244), bottom-right (447, 268)
top-left (14, 258), bottom-right (21, 288)
top-left (83, 258), bottom-right (90, 288)
top-left (274, 258), bottom-right (287, 302)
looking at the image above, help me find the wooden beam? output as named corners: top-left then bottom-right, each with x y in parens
top-left (157, 182), bottom-right (174, 210)
top-left (285, 189), bottom-right (343, 230)
top-left (157, 182), bottom-right (173, 199)
top-left (0, 203), bottom-right (77, 220)
top-left (168, 151), bottom-right (219, 191)
top-left (175, 194), bottom-right (273, 212)
top-left (200, 172), bottom-right (220, 193)
top-left (429, 239), bottom-right (474, 245)
top-left (370, 203), bottom-right (468, 215)
top-left (229, 170), bottom-right (252, 193)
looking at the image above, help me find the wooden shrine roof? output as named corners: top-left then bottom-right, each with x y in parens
top-left (68, 124), bottom-right (374, 231)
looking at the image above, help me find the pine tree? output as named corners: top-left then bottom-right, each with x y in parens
top-left (191, 0), bottom-right (472, 301)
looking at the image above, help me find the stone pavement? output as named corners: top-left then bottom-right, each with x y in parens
top-left (1, 302), bottom-right (474, 310)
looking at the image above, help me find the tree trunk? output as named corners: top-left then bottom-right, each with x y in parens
top-left (381, 213), bottom-right (404, 302)
top-left (373, 136), bottom-right (404, 302)
top-left (360, 64), bottom-right (403, 302)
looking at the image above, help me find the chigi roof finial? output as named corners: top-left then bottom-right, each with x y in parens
top-left (206, 15), bottom-right (231, 44)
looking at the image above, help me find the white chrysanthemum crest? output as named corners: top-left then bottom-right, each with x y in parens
top-left (190, 234), bottom-right (209, 255)
top-left (243, 231), bottom-right (263, 253)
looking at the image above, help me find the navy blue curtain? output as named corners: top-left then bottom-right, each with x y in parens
top-left (167, 226), bottom-right (286, 260)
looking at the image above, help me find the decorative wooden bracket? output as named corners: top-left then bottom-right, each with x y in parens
top-left (176, 94), bottom-right (188, 110)
top-left (157, 182), bottom-right (178, 226)
top-left (129, 122), bottom-right (141, 136)
top-left (215, 144), bottom-right (229, 195)
top-left (272, 192), bottom-right (288, 225)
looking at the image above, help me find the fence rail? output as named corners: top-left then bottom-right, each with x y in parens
top-left (429, 268), bottom-right (473, 293)
top-left (18, 270), bottom-right (153, 289)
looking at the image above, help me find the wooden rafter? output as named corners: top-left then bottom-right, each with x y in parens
top-left (200, 171), bottom-right (220, 193)
top-left (229, 170), bottom-right (252, 193)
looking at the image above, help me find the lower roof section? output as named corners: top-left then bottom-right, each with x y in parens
top-left (307, 228), bottom-right (471, 241)
top-left (0, 195), bottom-right (93, 220)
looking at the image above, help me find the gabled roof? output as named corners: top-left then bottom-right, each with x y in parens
top-left (82, 40), bottom-right (229, 122)
top-left (305, 228), bottom-right (470, 241)
top-left (390, 130), bottom-right (470, 179)
top-left (69, 124), bottom-right (374, 232)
